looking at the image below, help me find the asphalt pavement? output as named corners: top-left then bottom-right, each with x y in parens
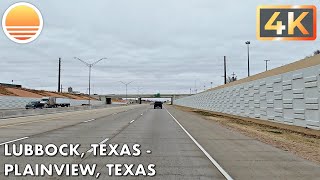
top-left (0, 104), bottom-right (319, 180)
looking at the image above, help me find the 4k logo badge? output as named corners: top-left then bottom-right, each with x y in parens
top-left (257, 5), bottom-right (316, 40)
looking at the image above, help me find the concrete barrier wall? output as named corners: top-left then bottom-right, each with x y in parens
top-left (0, 104), bottom-right (120, 119)
top-left (0, 96), bottom-right (104, 109)
top-left (175, 60), bottom-right (320, 130)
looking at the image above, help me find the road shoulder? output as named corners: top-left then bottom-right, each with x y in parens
top-left (166, 105), bottom-right (320, 180)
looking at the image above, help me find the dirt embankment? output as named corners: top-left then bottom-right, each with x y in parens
top-left (174, 105), bottom-right (320, 164)
top-left (0, 86), bottom-right (96, 100)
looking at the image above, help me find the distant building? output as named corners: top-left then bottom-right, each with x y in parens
top-left (68, 87), bottom-right (73, 93)
top-left (0, 83), bottom-right (22, 88)
top-left (67, 87), bottom-right (81, 94)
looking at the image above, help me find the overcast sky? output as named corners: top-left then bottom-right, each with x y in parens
top-left (0, 0), bottom-right (319, 95)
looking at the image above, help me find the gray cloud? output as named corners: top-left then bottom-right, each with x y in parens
top-left (0, 0), bottom-right (319, 95)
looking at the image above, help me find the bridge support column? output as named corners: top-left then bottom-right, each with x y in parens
top-left (138, 98), bottom-right (142, 104)
top-left (106, 98), bottom-right (112, 104)
top-left (171, 97), bottom-right (174, 105)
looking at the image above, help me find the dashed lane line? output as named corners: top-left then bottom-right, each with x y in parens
top-left (0, 137), bottom-right (29, 146)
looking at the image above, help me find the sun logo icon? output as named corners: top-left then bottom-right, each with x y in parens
top-left (2, 2), bottom-right (43, 44)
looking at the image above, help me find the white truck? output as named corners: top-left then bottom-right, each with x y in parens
top-left (40, 97), bottom-right (71, 108)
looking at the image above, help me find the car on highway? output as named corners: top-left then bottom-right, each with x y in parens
top-left (25, 101), bottom-right (44, 109)
top-left (154, 101), bottom-right (163, 109)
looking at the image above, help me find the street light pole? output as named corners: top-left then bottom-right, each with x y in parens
top-left (120, 81), bottom-right (133, 104)
top-left (264, 59), bottom-right (270, 71)
top-left (74, 57), bottom-right (107, 105)
top-left (245, 41), bottom-right (251, 77)
top-left (136, 86), bottom-right (143, 95)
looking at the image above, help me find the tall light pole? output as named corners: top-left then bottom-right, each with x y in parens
top-left (194, 79), bottom-right (200, 94)
top-left (74, 57), bottom-right (107, 105)
top-left (264, 59), bottom-right (270, 71)
top-left (245, 41), bottom-right (251, 77)
top-left (136, 86), bottom-right (143, 95)
top-left (120, 81), bottom-right (133, 103)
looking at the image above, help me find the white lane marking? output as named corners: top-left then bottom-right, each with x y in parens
top-left (83, 119), bottom-right (95, 123)
top-left (87, 137), bottom-right (109, 153)
top-left (0, 137), bottom-right (29, 146)
top-left (146, 150), bottom-right (152, 154)
top-left (165, 109), bottom-right (234, 180)
top-left (96, 172), bottom-right (101, 178)
top-left (129, 120), bottom-right (135, 124)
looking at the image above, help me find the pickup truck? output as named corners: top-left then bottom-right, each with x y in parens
top-left (40, 97), bottom-right (71, 108)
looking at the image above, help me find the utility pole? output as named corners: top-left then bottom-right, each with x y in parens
top-left (58, 58), bottom-right (61, 92)
top-left (136, 86), bottom-right (143, 95)
top-left (245, 41), bottom-right (251, 77)
top-left (74, 57), bottom-right (107, 105)
top-left (224, 56), bottom-right (227, 84)
top-left (264, 60), bottom-right (270, 71)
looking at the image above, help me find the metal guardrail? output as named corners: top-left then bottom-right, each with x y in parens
top-left (0, 104), bottom-right (122, 119)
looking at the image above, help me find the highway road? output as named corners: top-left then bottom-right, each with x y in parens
top-left (0, 104), bottom-right (319, 179)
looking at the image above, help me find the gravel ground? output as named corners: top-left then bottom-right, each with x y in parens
top-left (174, 105), bottom-right (320, 164)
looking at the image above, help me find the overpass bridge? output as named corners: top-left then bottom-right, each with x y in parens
top-left (93, 94), bottom-right (193, 104)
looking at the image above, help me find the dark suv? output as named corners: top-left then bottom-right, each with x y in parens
top-left (25, 101), bottom-right (44, 109)
top-left (154, 101), bottom-right (163, 109)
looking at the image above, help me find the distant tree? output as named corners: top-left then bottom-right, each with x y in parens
top-left (306, 49), bottom-right (320, 58)
top-left (313, 50), bottom-right (320, 56)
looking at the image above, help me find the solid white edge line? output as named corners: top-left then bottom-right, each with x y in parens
top-left (87, 138), bottom-right (109, 153)
top-left (165, 108), bottom-right (234, 180)
top-left (99, 138), bottom-right (109, 144)
top-left (0, 137), bottom-right (29, 146)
